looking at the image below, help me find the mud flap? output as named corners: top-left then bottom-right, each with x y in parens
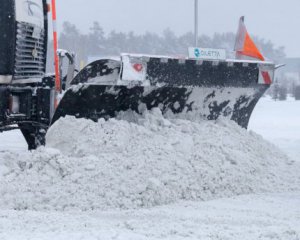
top-left (19, 123), bottom-right (47, 150)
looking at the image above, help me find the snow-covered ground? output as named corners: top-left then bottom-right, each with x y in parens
top-left (0, 130), bottom-right (26, 153)
top-left (0, 97), bottom-right (299, 240)
top-left (249, 97), bottom-right (300, 162)
top-left (1, 193), bottom-right (300, 240)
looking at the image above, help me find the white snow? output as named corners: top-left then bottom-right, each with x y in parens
top-left (0, 97), bottom-right (299, 239)
top-left (249, 96), bottom-right (300, 162)
top-left (0, 130), bottom-right (27, 153)
top-left (1, 193), bottom-right (300, 240)
top-left (0, 109), bottom-right (299, 212)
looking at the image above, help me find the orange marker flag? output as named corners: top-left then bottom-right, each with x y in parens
top-left (234, 16), bottom-right (265, 61)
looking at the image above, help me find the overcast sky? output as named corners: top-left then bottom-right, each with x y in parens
top-left (55, 0), bottom-right (300, 57)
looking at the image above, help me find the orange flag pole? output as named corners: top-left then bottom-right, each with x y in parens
top-left (51, 0), bottom-right (61, 108)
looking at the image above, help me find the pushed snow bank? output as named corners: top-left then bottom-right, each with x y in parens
top-left (1, 109), bottom-right (300, 211)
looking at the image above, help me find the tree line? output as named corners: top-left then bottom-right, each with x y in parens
top-left (271, 77), bottom-right (300, 101)
top-left (47, 21), bottom-right (286, 71)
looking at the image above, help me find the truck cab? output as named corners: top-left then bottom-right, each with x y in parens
top-left (0, 0), bottom-right (54, 149)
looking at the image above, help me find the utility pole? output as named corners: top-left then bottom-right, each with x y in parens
top-left (194, 0), bottom-right (199, 47)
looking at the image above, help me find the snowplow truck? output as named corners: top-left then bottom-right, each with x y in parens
top-left (0, 0), bottom-right (275, 150)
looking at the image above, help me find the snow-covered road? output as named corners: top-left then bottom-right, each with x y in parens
top-left (249, 97), bottom-right (300, 162)
top-left (0, 97), bottom-right (299, 240)
top-left (1, 193), bottom-right (299, 240)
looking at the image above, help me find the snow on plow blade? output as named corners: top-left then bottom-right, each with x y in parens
top-left (52, 56), bottom-right (274, 129)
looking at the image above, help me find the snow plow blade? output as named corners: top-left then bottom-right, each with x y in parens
top-left (52, 56), bottom-right (274, 129)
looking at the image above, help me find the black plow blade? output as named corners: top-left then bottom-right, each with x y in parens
top-left (52, 57), bottom-right (273, 128)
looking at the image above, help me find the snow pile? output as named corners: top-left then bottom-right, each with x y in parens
top-left (0, 109), bottom-right (299, 211)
